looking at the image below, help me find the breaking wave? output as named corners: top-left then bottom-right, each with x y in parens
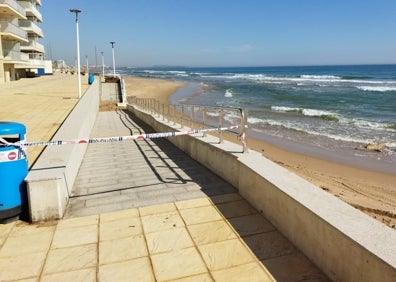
top-left (357, 86), bottom-right (396, 92)
top-left (271, 106), bottom-right (340, 122)
top-left (224, 89), bottom-right (233, 97)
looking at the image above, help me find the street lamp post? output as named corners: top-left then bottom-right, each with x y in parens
top-left (85, 55), bottom-right (89, 75)
top-left (101, 52), bottom-right (104, 76)
top-left (110, 41), bottom-right (116, 76)
top-left (70, 9), bottom-right (82, 98)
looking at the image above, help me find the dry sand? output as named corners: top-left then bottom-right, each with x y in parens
top-left (123, 76), bottom-right (396, 229)
top-left (124, 77), bottom-right (187, 103)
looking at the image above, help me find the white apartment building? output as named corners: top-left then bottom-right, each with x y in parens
top-left (0, 0), bottom-right (47, 83)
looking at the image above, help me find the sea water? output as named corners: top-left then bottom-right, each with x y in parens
top-left (121, 65), bottom-right (396, 173)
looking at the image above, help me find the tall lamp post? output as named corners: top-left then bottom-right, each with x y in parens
top-left (101, 52), bottom-right (104, 75)
top-left (70, 9), bottom-right (82, 98)
top-left (85, 55), bottom-right (89, 75)
top-left (110, 41), bottom-right (116, 76)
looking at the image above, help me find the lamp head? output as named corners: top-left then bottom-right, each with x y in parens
top-left (70, 9), bottom-right (81, 13)
top-left (70, 9), bottom-right (81, 21)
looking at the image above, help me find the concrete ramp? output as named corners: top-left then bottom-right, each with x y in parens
top-left (65, 110), bottom-right (237, 218)
top-left (101, 75), bottom-right (126, 104)
top-left (101, 82), bottom-right (121, 102)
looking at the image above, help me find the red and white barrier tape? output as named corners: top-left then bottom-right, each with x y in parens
top-left (0, 125), bottom-right (239, 148)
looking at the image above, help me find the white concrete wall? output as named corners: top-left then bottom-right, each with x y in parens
top-left (25, 79), bottom-right (99, 222)
top-left (127, 104), bottom-right (396, 282)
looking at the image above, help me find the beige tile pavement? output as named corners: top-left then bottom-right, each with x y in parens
top-left (0, 194), bottom-right (278, 281)
top-left (0, 73), bottom-right (89, 167)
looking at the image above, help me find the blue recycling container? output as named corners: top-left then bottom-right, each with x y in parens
top-left (88, 74), bottom-right (94, 85)
top-left (0, 122), bottom-right (28, 222)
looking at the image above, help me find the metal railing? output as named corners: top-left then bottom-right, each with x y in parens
top-left (127, 96), bottom-right (248, 153)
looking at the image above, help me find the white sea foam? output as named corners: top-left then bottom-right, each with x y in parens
top-left (247, 117), bottom-right (266, 124)
top-left (141, 70), bottom-right (188, 76)
top-left (239, 74), bottom-right (344, 84)
top-left (224, 89), bottom-right (233, 97)
top-left (271, 106), bottom-right (337, 118)
top-left (357, 86), bottom-right (396, 92)
top-left (271, 106), bottom-right (300, 112)
top-left (255, 119), bottom-right (375, 144)
top-left (302, 108), bottom-right (336, 117)
top-left (300, 75), bottom-right (341, 80)
top-left (352, 119), bottom-right (395, 131)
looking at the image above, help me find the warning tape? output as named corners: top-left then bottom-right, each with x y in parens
top-left (0, 125), bottom-right (239, 148)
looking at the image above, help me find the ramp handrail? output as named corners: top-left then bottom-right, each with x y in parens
top-left (127, 96), bottom-right (248, 153)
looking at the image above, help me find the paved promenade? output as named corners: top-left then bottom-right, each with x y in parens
top-left (0, 75), bottom-right (329, 281)
top-left (0, 74), bottom-right (89, 167)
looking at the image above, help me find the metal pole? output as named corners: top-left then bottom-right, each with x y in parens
top-left (101, 52), bottom-right (104, 75)
top-left (70, 9), bottom-right (82, 98)
top-left (110, 41), bottom-right (116, 76)
top-left (95, 46), bottom-right (98, 68)
top-left (85, 55), bottom-right (88, 75)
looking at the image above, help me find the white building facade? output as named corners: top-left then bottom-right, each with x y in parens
top-left (0, 0), bottom-right (48, 83)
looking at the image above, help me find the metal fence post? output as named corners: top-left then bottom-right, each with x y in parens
top-left (202, 107), bottom-right (207, 137)
top-left (218, 109), bottom-right (224, 144)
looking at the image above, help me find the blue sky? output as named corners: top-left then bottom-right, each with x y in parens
top-left (40, 0), bottom-right (396, 67)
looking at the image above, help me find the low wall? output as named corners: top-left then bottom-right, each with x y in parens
top-left (127, 104), bottom-right (396, 282)
top-left (25, 79), bottom-right (99, 222)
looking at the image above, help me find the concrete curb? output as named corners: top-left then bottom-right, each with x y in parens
top-left (25, 79), bottom-right (99, 222)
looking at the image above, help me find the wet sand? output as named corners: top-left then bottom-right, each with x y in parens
top-left (124, 75), bottom-right (396, 229)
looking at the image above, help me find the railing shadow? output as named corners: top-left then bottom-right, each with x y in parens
top-left (119, 109), bottom-right (330, 281)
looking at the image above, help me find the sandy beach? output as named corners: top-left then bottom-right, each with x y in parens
top-left (124, 76), bottom-right (396, 229)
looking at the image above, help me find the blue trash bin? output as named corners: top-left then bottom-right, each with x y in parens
top-left (88, 74), bottom-right (94, 85)
top-left (0, 122), bottom-right (28, 222)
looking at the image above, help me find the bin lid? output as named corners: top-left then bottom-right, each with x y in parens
top-left (0, 122), bottom-right (26, 135)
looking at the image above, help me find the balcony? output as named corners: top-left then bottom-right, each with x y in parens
top-left (2, 47), bottom-right (29, 63)
top-left (0, 0), bottom-right (26, 19)
top-left (14, 56), bottom-right (45, 69)
top-left (0, 20), bottom-right (28, 41)
top-left (18, 0), bottom-right (42, 22)
top-left (20, 39), bottom-right (44, 53)
top-left (19, 19), bottom-right (43, 37)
